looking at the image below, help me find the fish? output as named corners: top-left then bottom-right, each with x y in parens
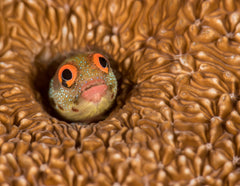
top-left (48, 52), bottom-right (118, 122)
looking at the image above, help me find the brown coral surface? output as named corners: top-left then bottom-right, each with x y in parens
top-left (1, 0), bottom-right (240, 185)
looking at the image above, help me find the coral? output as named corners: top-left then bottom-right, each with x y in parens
top-left (0, 0), bottom-right (240, 185)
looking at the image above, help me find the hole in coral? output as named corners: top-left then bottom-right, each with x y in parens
top-left (33, 49), bottom-right (133, 124)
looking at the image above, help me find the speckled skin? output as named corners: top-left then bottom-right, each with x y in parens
top-left (49, 53), bottom-right (117, 122)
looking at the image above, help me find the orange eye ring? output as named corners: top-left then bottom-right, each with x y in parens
top-left (93, 53), bottom-right (109, 73)
top-left (58, 64), bottom-right (77, 88)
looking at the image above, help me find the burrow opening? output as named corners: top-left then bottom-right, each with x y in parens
top-left (33, 49), bottom-right (133, 124)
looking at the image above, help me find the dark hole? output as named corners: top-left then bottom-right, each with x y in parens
top-left (62, 69), bottom-right (72, 80)
top-left (99, 57), bottom-right (107, 68)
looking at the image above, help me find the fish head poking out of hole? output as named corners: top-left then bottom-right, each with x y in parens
top-left (48, 52), bottom-right (118, 122)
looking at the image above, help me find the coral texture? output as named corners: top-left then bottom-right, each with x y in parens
top-left (0, 0), bottom-right (240, 185)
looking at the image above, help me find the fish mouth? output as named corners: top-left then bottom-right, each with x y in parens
top-left (81, 79), bottom-right (106, 92)
top-left (80, 79), bottom-right (108, 103)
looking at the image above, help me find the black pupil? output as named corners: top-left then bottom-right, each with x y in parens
top-left (62, 69), bottom-right (72, 80)
top-left (99, 57), bottom-right (107, 68)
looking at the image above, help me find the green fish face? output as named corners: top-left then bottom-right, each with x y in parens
top-left (49, 52), bottom-right (118, 122)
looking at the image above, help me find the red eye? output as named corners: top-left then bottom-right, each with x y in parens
top-left (58, 64), bottom-right (77, 88)
top-left (93, 53), bottom-right (109, 73)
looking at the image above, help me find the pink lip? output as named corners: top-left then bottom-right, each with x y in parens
top-left (81, 79), bottom-right (107, 103)
top-left (81, 79), bottom-right (105, 92)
